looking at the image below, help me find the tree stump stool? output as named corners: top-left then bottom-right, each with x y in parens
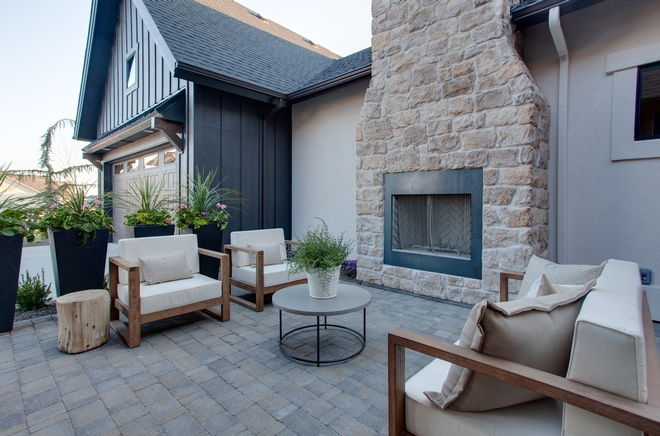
top-left (56, 289), bottom-right (110, 354)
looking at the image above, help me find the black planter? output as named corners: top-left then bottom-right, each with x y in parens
top-left (192, 225), bottom-right (224, 279)
top-left (133, 224), bottom-right (175, 238)
top-left (49, 229), bottom-right (109, 297)
top-left (0, 234), bottom-right (24, 333)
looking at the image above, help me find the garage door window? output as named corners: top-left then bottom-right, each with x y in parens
top-left (144, 153), bottom-right (159, 170)
top-left (114, 164), bottom-right (124, 175)
top-left (164, 150), bottom-right (176, 165)
top-left (126, 159), bottom-right (139, 172)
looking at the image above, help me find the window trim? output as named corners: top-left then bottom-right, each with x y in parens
top-left (125, 45), bottom-right (138, 94)
top-left (607, 40), bottom-right (660, 161)
top-left (635, 61), bottom-right (660, 141)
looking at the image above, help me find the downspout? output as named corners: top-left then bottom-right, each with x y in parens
top-left (261, 98), bottom-right (286, 228)
top-left (549, 7), bottom-right (569, 263)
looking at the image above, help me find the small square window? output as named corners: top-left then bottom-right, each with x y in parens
top-left (114, 164), bottom-right (124, 175)
top-left (126, 159), bottom-right (139, 172)
top-left (126, 53), bottom-right (137, 89)
top-left (144, 153), bottom-right (159, 169)
top-left (163, 149), bottom-right (176, 165)
top-left (636, 61), bottom-right (660, 140)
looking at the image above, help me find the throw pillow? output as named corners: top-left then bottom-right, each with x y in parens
top-left (518, 255), bottom-right (605, 298)
top-left (536, 273), bottom-right (585, 297)
top-left (425, 279), bottom-right (595, 412)
top-left (139, 253), bottom-right (193, 285)
top-left (247, 243), bottom-right (284, 267)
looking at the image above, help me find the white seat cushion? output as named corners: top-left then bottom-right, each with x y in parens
top-left (232, 263), bottom-right (306, 287)
top-left (117, 273), bottom-right (222, 315)
top-left (406, 358), bottom-right (563, 436)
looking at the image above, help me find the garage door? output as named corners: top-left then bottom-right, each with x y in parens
top-left (111, 148), bottom-right (178, 241)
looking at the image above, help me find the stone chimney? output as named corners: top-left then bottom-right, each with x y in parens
top-left (356, 0), bottom-right (551, 303)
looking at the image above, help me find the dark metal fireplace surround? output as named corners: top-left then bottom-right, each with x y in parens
top-left (384, 168), bottom-right (483, 279)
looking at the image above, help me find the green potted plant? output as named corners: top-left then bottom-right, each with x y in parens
top-left (114, 175), bottom-right (174, 238)
top-left (39, 185), bottom-right (114, 297)
top-left (176, 168), bottom-right (240, 278)
top-left (0, 164), bottom-right (38, 332)
top-left (287, 218), bottom-right (353, 299)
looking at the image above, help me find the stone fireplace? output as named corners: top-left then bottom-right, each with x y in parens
top-left (355, 0), bottom-right (550, 303)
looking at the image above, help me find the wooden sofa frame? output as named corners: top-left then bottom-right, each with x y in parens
top-left (109, 248), bottom-right (230, 348)
top-left (224, 241), bottom-right (307, 312)
top-left (388, 272), bottom-right (660, 436)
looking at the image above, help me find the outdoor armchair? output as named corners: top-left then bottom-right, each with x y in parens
top-left (109, 234), bottom-right (230, 348)
top-left (224, 228), bottom-right (307, 312)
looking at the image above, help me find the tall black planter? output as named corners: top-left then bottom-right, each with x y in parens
top-left (192, 225), bottom-right (223, 279)
top-left (49, 229), bottom-right (109, 297)
top-left (133, 224), bottom-right (175, 238)
top-left (0, 233), bottom-right (24, 333)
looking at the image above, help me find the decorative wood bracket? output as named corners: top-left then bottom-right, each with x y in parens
top-left (152, 118), bottom-right (183, 153)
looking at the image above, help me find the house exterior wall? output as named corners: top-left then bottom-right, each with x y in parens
top-left (291, 79), bottom-right (369, 256)
top-left (191, 84), bottom-right (293, 244)
top-left (97, 0), bottom-right (185, 136)
top-left (522, 0), bottom-right (660, 317)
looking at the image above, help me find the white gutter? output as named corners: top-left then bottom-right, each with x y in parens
top-left (549, 6), bottom-right (569, 263)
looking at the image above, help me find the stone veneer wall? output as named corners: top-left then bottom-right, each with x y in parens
top-left (355, 0), bottom-right (551, 303)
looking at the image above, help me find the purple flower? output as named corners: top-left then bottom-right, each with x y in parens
top-left (93, 199), bottom-right (102, 206)
top-left (82, 203), bottom-right (91, 209)
top-left (220, 204), bottom-right (227, 210)
top-left (49, 203), bottom-right (57, 209)
top-left (22, 222), bottom-right (29, 230)
top-left (216, 203), bottom-right (222, 208)
top-left (200, 212), bottom-right (207, 216)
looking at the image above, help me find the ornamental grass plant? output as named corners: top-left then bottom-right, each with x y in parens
top-left (113, 175), bottom-right (173, 226)
top-left (39, 185), bottom-right (114, 246)
top-left (0, 164), bottom-right (37, 242)
top-left (175, 168), bottom-right (240, 230)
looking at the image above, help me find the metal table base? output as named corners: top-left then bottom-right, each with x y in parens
top-left (278, 309), bottom-right (367, 366)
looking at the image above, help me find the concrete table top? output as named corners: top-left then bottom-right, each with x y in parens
top-left (272, 283), bottom-right (372, 316)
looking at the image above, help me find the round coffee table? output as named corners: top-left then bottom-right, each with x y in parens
top-left (272, 283), bottom-right (372, 366)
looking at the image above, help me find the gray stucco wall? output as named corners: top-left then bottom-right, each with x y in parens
top-left (522, 0), bottom-right (660, 317)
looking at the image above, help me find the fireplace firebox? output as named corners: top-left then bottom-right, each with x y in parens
top-left (384, 169), bottom-right (482, 279)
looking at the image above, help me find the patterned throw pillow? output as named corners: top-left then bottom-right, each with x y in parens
top-left (139, 253), bottom-right (193, 285)
top-left (247, 243), bottom-right (284, 267)
top-left (517, 255), bottom-right (605, 299)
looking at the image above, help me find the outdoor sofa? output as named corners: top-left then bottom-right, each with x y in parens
top-left (389, 259), bottom-right (660, 435)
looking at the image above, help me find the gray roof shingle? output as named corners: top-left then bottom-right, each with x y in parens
top-left (143, 0), bottom-right (340, 94)
top-left (300, 47), bottom-right (372, 90)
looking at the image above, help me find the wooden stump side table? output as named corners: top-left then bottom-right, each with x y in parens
top-left (56, 289), bottom-right (110, 354)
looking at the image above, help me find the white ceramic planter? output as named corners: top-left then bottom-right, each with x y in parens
top-left (306, 266), bottom-right (341, 299)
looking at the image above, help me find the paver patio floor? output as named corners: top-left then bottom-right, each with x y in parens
top-left (1, 285), bottom-right (472, 436)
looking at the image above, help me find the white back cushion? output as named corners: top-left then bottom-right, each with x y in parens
top-left (563, 259), bottom-right (645, 436)
top-left (118, 234), bottom-right (200, 284)
top-left (230, 228), bottom-right (286, 267)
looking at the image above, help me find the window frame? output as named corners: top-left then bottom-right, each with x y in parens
top-left (635, 61), bottom-right (660, 141)
top-left (607, 40), bottom-right (660, 161)
top-left (125, 45), bottom-right (138, 94)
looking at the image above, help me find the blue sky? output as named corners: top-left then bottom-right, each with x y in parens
top-left (0, 0), bottom-right (372, 171)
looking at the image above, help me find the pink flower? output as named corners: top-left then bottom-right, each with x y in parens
top-left (22, 222), bottom-right (29, 230)
top-left (93, 199), bottom-right (102, 206)
top-left (200, 212), bottom-right (207, 216)
top-left (220, 204), bottom-right (227, 209)
top-left (49, 203), bottom-right (57, 209)
top-left (82, 203), bottom-right (91, 209)
top-left (179, 204), bottom-right (186, 209)
top-left (216, 203), bottom-right (222, 208)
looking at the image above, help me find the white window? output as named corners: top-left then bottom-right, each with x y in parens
top-left (607, 40), bottom-right (660, 161)
top-left (125, 46), bottom-right (138, 92)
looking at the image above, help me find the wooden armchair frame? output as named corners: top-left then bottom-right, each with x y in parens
top-left (223, 240), bottom-right (307, 312)
top-left (388, 273), bottom-right (660, 436)
top-left (109, 248), bottom-right (230, 348)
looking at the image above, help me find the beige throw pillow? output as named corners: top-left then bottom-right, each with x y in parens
top-left (518, 255), bottom-right (605, 298)
top-left (247, 243), bottom-right (283, 267)
top-left (139, 253), bottom-right (193, 285)
top-left (425, 279), bottom-right (595, 412)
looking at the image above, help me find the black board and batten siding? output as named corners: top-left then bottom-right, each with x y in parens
top-left (97, 0), bottom-right (185, 136)
top-left (192, 85), bottom-right (293, 243)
